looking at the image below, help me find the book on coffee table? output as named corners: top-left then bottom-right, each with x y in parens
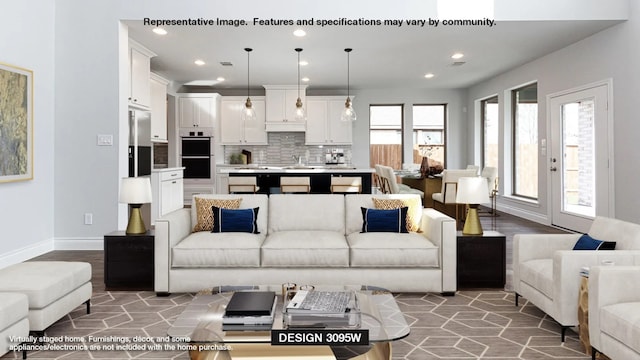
top-left (223, 291), bottom-right (277, 326)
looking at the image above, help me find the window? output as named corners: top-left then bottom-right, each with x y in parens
top-left (481, 96), bottom-right (499, 169)
top-left (512, 83), bottom-right (538, 199)
top-left (412, 104), bottom-right (446, 167)
top-left (369, 105), bottom-right (403, 170)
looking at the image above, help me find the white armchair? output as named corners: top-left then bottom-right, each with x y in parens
top-left (513, 216), bottom-right (640, 341)
top-left (589, 266), bottom-right (640, 360)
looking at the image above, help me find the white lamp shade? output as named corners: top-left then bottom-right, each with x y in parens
top-left (119, 177), bottom-right (152, 204)
top-left (456, 177), bottom-right (490, 204)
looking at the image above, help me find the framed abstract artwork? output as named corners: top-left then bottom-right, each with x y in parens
top-left (0, 62), bottom-right (33, 182)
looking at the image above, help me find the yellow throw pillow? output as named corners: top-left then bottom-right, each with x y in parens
top-left (193, 198), bottom-right (242, 232)
top-left (372, 197), bottom-right (422, 232)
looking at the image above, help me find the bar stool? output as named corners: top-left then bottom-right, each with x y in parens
top-left (330, 176), bottom-right (362, 194)
top-left (228, 176), bottom-right (259, 193)
top-left (280, 177), bottom-right (311, 193)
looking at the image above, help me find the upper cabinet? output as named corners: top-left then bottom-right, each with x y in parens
top-left (178, 93), bottom-right (219, 129)
top-left (149, 73), bottom-right (169, 142)
top-left (128, 40), bottom-right (156, 110)
top-left (264, 85), bottom-right (307, 132)
top-left (220, 96), bottom-right (268, 145)
top-left (305, 96), bottom-right (353, 145)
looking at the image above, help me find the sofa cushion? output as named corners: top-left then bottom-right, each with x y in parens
top-left (573, 234), bottom-right (616, 250)
top-left (345, 194), bottom-right (423, 235)
top-left (261, 231), bottom-right (349, 267)
top-left (0, 292), bottom-right (28, 330)
top-left (600, 302), bottom-right (640, 354)
top-left (0, 261), bottom-right (91, 309)
top-left (361, 207), bottom-right (409, 233)
top-left (589, 216), bottom-right (640, 250)
top-left (519, 259), bottom-right (554, 299)
top-left (347, 232), bottom-right (439, 267)
top-left (191, 194), bottom-right (269, 235)
top-left (268, 194), bottom-right (345, 233)
top-left (193, 197), bottom-right (241, 232)
top-left (372, 197), bottom-right (422, 232)
top-left (172, 232), bottom-right (264, 268)
top-left (212, 206), bottom-right (260, 234)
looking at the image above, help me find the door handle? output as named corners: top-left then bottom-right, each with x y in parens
top-left (550, 167), bottom-right (558, 172)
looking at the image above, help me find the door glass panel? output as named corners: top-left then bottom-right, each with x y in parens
top-left (562, 99), bottom-right (595, 217)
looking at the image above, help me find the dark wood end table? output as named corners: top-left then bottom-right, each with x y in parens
top-left (104, 230), bottom-right (154, 290)
top-left (456, 230), bottom-right (506, 289)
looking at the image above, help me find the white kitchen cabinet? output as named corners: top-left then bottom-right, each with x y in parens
top-left (150, 168), bottom-right (184, 224)
top-left (305, 96), bottom-right (353, 145)
top-left (178, 93), bottom-right (219, 128)
top-left (216, 173), bottom-right (229, 194)
top-left (128, 40), bottom-right (156, 109)
top-left (220, 96), bottom-right (267, 145)
top-left (264, 85), bottom-right (307, 132)
top-left (149, 73), bottom-right (169, 142)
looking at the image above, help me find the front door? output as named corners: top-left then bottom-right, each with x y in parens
top-left (548, 81), bottom-right (612, 232)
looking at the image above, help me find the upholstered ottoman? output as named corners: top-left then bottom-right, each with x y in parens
top-left (0, 261), bottom-right (92, 334)
top-left (0, 292), bottom-right (29, 356)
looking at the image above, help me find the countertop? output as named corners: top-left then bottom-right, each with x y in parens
top-left (219, 165), bottom-right (374, 174)
top-left (151, 167), bottom-right (185, 173)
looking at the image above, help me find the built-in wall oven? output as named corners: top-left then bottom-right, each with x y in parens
top-left (179, 129), bottom-right (215, 182)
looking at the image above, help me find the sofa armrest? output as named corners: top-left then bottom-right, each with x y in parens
top-left (154, 208), bottom-right (192, 293)
top-left (513, 233), bottom-right (580, 294)
top-left (552, 250), bottom-right (640, 326)
top-left (421, 208), bottom-right (457, 293)
top-left (589, 266), bottom-right (640, 351)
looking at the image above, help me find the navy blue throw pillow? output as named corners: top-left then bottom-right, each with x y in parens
top-left (212, 206), bottom-right (260, 234)
top-left (573, 234), bottom-right (616, 250)
top-left (361, 207), bottom-right (409, 233)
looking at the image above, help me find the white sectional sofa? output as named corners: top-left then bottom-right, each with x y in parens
top-left (589, 266), bottom-right (640, 360)
top-left (155, 194), bottom-right (457, 294)
top-left (513, 216), bottom-right (640, 341)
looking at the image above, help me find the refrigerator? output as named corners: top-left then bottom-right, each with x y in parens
top-left (128, 110), bottom-right (152, 177)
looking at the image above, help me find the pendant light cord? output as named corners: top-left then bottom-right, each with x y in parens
top-left (295, 48), bottom-right (302, 99)
top-left (245, 48), bottom-right (252, 99)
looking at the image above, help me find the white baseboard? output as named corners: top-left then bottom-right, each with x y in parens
top-left (0, 238), bottom-right (54, 270)
top-left (54, 237), bottom-right (104, 250)
top-left (496, 203), bottom-right (549, 226)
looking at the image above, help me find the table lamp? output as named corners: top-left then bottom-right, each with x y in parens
top-left (119, 177), bottom-right (152, 235)
top-left (456, 177), bottom-right (491, 235)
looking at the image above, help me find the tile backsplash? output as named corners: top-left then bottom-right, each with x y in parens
top-left (223, 132), bottom-right (352, 165)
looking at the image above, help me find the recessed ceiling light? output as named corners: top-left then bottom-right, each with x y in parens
top-left (451, 53), bottom-right (464, 60)
top-left (293, 29), bottom-right (307, 37)
top-left (152, 27), bottom-right (167, 35)
top-left (216, 77), bottom-right (225, 82)
top-left (194, 59), bottom-right (205, 66)
top-left (301, 77), bottom-right (310, 82)
top-left (299, 60), bottom-right (308, 66)
top-left (424, 73), bottom-right (435, 79)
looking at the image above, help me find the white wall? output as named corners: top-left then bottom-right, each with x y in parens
top-left (466, 1), bottom-right (640, 224)
top-left (0, 1), bottom-right (56, 267)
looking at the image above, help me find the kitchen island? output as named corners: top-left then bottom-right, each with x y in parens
top-left (217, 165), bottom-right (375, 194)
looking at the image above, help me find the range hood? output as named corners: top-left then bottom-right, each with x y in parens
top-left (265, 122), bottom-right (306, 132)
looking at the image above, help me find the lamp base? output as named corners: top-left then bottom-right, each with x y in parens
top-left (126, 204), bottom-right (147, 235)
top-left (462, 205), bottom-right (483, 235)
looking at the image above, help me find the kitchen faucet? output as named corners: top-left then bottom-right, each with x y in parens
top-left (292, 155), bottom-right (303, 165)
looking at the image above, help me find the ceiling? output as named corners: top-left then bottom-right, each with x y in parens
top-left (125, 19), bottom-right (621, 92)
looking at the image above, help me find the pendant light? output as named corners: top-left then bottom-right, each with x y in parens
top-left (341, 48), bottom-right (357, 122)
top-left (242, 48), bottom-right (256, 124)
top-left (294, 48), bottom-right (306, 121)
